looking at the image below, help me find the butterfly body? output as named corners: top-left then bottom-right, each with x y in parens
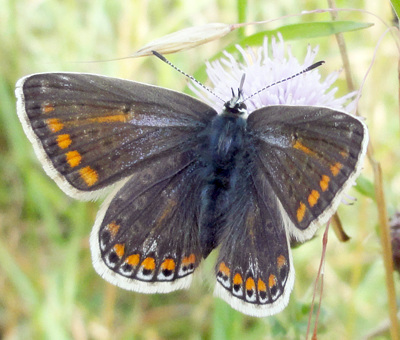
top-left (15, 72), bottom-right (368, 317)
top-left (198, 101), bottom-right (249, 257)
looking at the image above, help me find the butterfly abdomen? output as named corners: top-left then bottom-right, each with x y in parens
top-left (199, 114), bottom-right (248, 257)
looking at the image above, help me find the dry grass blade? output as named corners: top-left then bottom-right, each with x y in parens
top-left (132, 23), bottom-right (234, 57)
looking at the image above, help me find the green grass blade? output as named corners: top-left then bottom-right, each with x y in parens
top-left (391, 0), bottom-right (400, 21)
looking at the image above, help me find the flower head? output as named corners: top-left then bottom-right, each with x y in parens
top-left (190, 34), bottom-right (355, 114)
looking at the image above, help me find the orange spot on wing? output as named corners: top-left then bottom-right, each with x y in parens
top-left (79, 166), bottom-right (98, 186)
top-left (340, 150), bottom-right (349, 159)
top-left (296, 202), bottom-right (306, 222)
top-left (182, 254), bottom-right (196, 265)
top-left (46, 118), bottom-right (64, 133)
top-left (42, 103), bottom-right (55, 114)
top-left (125, 254), bottom-right (140, 266)
top-left (320, 175), bottom-right (330, 192)
top-left (268, 274), bottom-right (277, 288)
top-left (141, 257), bottom-right (156, 271)
top-left (56, 134), bottom-right (72, 149)
top-left (277, 255), bottom-right (287, 269)
top-left (245, 277), bottom-right (255, 291)
top-left (66, 150), bottom-right (81, 167)
top-left (233, 273), bottom-right (243, 285)
top-left (257, 278), bottom-right (267, 292)
top-left (89, 114), bottom-right (129, 124)
top-left (293, 140), bottom-right (316, 156)
top-left (330, 162), bottom-right (343, 176)
top-left (218, 262), bottom-right (231, 277)
top-left (106, 222), bottom-right (120, 238)
top-left (113, 244), bottom-right (125, 258)
top-left (161, 258), bottom-right (176, 271)
top-left (308, 189), bottom-right (320, 207)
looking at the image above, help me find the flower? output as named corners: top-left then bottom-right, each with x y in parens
top-left (190, 34), bottom-right (356, 114)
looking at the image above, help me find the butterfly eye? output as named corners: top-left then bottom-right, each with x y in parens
top-left (236, 102), bottom-right (247, 114)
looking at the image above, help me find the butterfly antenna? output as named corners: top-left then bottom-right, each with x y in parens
top-left (239, 73), bottom-right (246, 98)
top-left (230, 74), bottom-right (246, 100)
top-left (152, 50), bottom-right (225, 103)
top-left (243, 61), bottom-right (325, 102)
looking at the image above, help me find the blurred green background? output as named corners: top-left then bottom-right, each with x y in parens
top-left (0, 0), bottom-right (399, 339)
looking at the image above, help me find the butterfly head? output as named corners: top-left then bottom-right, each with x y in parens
top-left (222, 74), bottom-right (248, 117)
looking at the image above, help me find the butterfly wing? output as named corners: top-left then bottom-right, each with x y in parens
top-left (214, 162), bottom-right (294, 317)
top-left (91, 151), bottom-right (205, 293)
top-left (215, 105), bottom-right (367, 316)
top-left (15, 73), bottom-right (216, 200)
top-left (247, 105), bottom-right (368, 242)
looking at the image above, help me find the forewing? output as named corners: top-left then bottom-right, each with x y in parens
top-left (90, 150), bottom-right (204, 293)
top-left (214, 164), bottom-right (294, 317)
top-left (247, 105), bottom-right (368, 241)
top-left (15, 73), bottom-right (216, 199)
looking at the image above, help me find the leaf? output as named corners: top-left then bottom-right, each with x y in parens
top-left (238, 21), bottom-right (374, 46)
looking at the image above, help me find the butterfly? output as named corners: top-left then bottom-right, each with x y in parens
top-left (15, 55), bottom-right (368, 317)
